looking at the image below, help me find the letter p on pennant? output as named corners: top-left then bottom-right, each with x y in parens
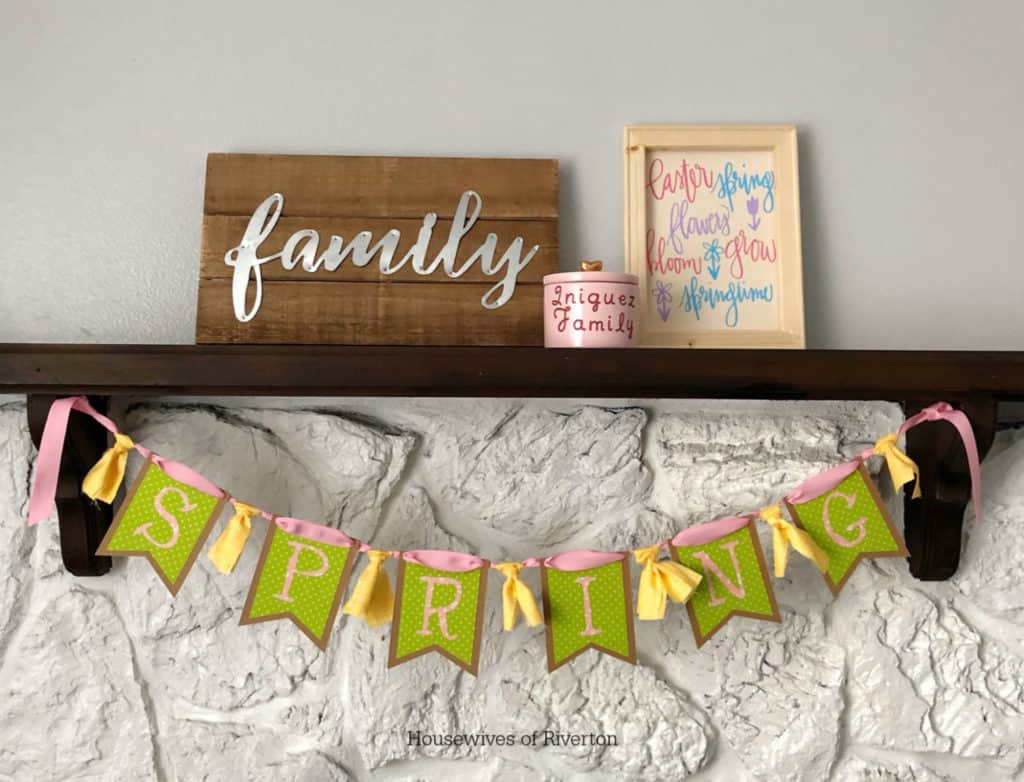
top-left (240, 518), bottom-right (358, 650)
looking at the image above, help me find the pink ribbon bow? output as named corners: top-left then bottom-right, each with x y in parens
top-left (899, 402), bottom-right (983, 523)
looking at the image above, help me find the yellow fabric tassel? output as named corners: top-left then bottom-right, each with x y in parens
top-left (494, 562), bottom-right (542, 631)
top-left (342, 550), bottom-right (395, 627)
top-left (81, 433), bottom-right (135, 503)
top-left (759, 505), bottom-right (829, 577)
top-left (874, 432), bottom-right (921, 499)
top-left (207, 501), bottom-right (261, 574)
top-left (633, 544), bottom-right (702, 621)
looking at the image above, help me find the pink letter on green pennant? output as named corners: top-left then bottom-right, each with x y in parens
top-left (671, 517), bottom-right (779, 647)
top-left (240, 520), bottom-right (357, 649)
top-left (787, 463), bottom-right (907, 594)
top-left (97, 458), bottom-right (226, 595)
top-left (388, 558), bottom-right (489, 675)
top-left (541, 555), bottom-right (636, 671)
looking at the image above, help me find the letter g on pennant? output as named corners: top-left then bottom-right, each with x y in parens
top-left (786, 463), bottom-right (908, 595)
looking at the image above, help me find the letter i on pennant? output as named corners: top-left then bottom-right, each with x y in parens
top-left (541, 550), bottom-right (636, 671)
top-left (388, 551), bottom-right (489, 675)
top-left (239, 517), bottom-right (359, 650)
top-left (96, 458), bottom-right (226, 595)
top-left (671, 516), bottom-right (780, 647)
top-left (785, 462), bottom-right (908, 595)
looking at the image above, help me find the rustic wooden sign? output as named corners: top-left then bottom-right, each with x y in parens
top-left (196, 153), bottom-right (559, 345)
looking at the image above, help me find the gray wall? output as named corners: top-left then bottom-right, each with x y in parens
top-left (2, 0), bottom-right (1022, 348)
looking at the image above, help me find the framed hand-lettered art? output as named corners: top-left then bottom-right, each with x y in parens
top-left (624, 125), bottom-right (804, 348)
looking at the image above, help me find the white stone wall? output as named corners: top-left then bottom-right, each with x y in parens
top-left (1, 397), bottom-right (1021, 781)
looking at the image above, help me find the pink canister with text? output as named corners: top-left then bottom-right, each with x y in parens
top-left (543, 269), bottom-right (640, 347)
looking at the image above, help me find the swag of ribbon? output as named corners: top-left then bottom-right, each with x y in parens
top-left (26, 397), bottom-right (983, 670)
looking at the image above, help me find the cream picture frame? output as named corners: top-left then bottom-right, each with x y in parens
top-left (624, 125), bottom-right (804, 348)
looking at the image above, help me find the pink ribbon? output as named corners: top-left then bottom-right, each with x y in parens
top-left (542, 549), bottom-right (626, 571)
top-left (134, 445), bottom-right (225, 498)
top-left (899, 402), bottom-right (983, 523)
top-left (28, 397), bottom-right (985, 573)
top-left (275, 516), bottom-right (358, 548)
top-left (785, 459), bottom-right (863, 505)
top-left (28, 396), bottom-right (230, 527)
top-left (28, 396), bottom-right (123, 526)
top-left (670, 516), bottom-right (750, 547)
top-left (402, 549), bottom-right (488, 571)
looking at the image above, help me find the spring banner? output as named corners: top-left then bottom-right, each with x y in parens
top-left (27, 397), bottom-right (982, 676)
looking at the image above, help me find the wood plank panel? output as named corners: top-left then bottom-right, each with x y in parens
top-left (204, 154), bottom-right (559, 219)
top-left (198, 153), bottom-right (558, 345)
top-left (200, 214), bottom-right (558, 284)
top-left (196, 280), bottom-right (544, 345)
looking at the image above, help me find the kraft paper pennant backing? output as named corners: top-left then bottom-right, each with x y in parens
top-left (97, 458), bottom-right (226, 595)
top-left (541, 558), bottom-right (637, 671)
top-left (388, 559), bottom-right (489, 675)
top-left (672, 519), bottom-right (780, 647)
top-left (239, 521), bottom-right (358, 650)
top-left (786, 463), bottom-right (908, 595)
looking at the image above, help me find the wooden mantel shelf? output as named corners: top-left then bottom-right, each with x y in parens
top-left (3, 344), bottom-right (1024, 399)
top-left (2, 344), bottom-right (1021, 583)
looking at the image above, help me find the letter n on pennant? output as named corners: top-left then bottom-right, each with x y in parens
top-left (786, 463), bottom-right (908, 595)
top-left (541, 555), bottom-right (636, 671)
top-left (671, 517), bottom-right (780, 647)
top-left (96, 458), bottom-right (226, 595)
top-left (388, 558), bottom-right (489, 675)
top-left (239, 519), bottom-right (358, 650)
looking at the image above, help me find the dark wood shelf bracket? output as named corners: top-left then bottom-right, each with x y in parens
top-left (902, 398), bottom-right (996, 580)
top-left (27, 394), bottom-right (113, 577)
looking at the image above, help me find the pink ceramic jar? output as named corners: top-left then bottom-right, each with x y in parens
top-left (543, 269), bottom-right (640, 347)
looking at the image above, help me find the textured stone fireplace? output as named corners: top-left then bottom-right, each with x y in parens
top-left (1, 397), bottom-right (1021, 781)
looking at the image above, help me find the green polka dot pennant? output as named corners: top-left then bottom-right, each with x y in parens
top-left (97, 459), bottom-right (226, 595)
top-left (541, 555), bottom-right (636, 671)
top-left (388, 558), bottom-right (489, 675)
top-left (240, 520), bottom-right (358, 650)
top-left (786, 463), bottom-right (908, 595)
top-left (672, 518), bottom-right (780, 647)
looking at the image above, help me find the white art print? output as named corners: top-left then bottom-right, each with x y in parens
top-left (644, 148), bottom-right (779, 333)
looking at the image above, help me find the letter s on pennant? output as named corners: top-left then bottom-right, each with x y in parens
top-left (133, 486), bottom-right (195, 549)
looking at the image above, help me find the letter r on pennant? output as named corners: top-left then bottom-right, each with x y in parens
top-left (693, 540), bottom-right (746, 606)
top-left (417, 576), bottom-right (463, 640)
top-left (274, 541), bottom-right (330, 603)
